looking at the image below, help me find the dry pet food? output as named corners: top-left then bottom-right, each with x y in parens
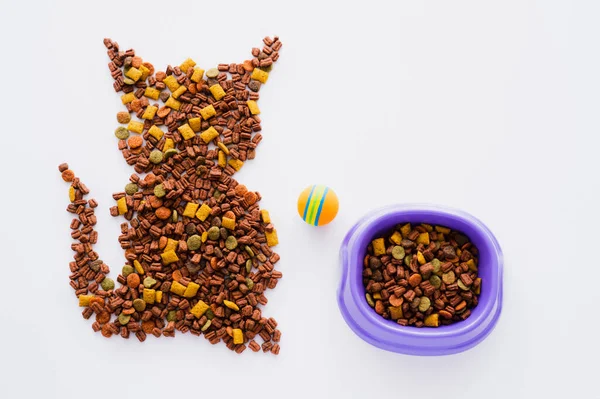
top-left (58, 36), bottom-right (283, 354)
top-left (363, 223), bottom-right (481, 327)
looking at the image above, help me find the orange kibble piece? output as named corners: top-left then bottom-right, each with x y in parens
top-left (244, 191), bottom-right (257, 205)
top-left (155, 206), bottom-right (172, 220)
top-left (235, 184), bottom-right (248, 196)
top-left (61, 170), bottom-right (75, 182)
top-left (128, 136), bottom-right (143, 149)
top-left (127, 273), bottom-right (140, 288)
top-left (172, 269), bottom-right (183, 282)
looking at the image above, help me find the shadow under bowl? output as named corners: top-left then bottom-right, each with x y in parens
top-left (337, 204), bottom-right (503, 356)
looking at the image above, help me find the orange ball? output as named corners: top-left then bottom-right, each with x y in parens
top-left (297, 185), bottom-right (339, 226)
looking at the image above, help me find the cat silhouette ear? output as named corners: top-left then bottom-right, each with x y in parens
top-left (243, 36), bottom-right (282, 94)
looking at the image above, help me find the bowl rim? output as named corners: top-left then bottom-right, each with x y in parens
top-left (338, 203), bottom-right (503, 354)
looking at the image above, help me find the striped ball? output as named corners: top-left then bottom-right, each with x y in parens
top-left (297, 185), bottom-right (339, 226)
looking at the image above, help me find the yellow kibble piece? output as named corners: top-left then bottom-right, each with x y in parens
top-left (121, 92), bottom-right (135, 104)
top-left (142, 105), bottom-right (158, 120)
top-left (133, 260), bottom-right (144, 274)
top-left (223, 300), bottom-right (239, 311)
top-left (421, 224), bottom-right (433, 232)
top-left (372, 292), bottom-right (381, 300)
top-left (172, 85), bottom-right (187, 99)
top-left (474, 278), bottom-right (482, 295)
top-left (184, 282), bottom-right (200, 298)
top-left (163, 75), bottom-right (180, 92)
top-left (416, 233), bottom-right (430, 245)
top-left (191, 67), bottom-right (205, 83)
top-left (260, 209), bottom-right (271, 223)
top-left (232, 329), bottom-right (244, 344)
top-left (435, 225), bottom-right (451, 234)
top-left (183, 202), bottom-right (200, 218)
top-left (200, 104), bottom-right (216, 120)
top-left (217, 142), bottom-right (229, 155)
top-left (164, 138), bottom-right (174, 151)
top-left (218, 150), bottom-right (227, 167)
top-left (390, 231), bottom-right (402, 245)
top-left (127, 121), bottom-right (144, 134)
top-left (165, 238), bottom-right (179, 253)
top-left (456, 249), bottom-right (462, 257)
top-left (247, 100), bottom-right (260, 115)
top-left (161, 250), bottom-right (179, 265)
top-left (125, 67), bottom-right (142, 82)
top-left (400, 223), bottom-right (411, 238)
top-left (188, 117), bottom-right (201, 132)
top-left (139, 64), bottom-right (150, 81)
top-left (148, 125), bottom-right (164, 141)
top-left (144, 87), bottom-right (161, 100)
top-left (417, 251), bottom-right (426, 265)
top-left (196, 204), bottom-right (212, 221)
top-left (165, 96), bottom-right (181, 111)
top-left (222, 216), bottom-right (235, 230)
top-left (170, 281), bottom-right (187, 296)
top-left (199, 126), bottom-right (219, 143)
top-left (155, 290), bottom-right (163, 303)
top-left (190, 300), bottom-right (209, 318)
top-left (467, 259), bottom-right (478, 272)
top-left (424, 313), bottom-right (439, 327)
top-left (266, 229), bottom-right (279, 247)
top-left (372, 238), bottom-right (386, 256)
top-left (178, 123), bottom-right (195, 140)
top-left (201, 231), bottom-right (208, 242)
top-left (69, 186), bottom-right (75, 202)
top-left (143, 288), bottom-right (156, 304)
top-left (209, 84), bottom-right (226, 100)
top-left (78, 295), bottom-right (94, 307)
top-left (251, 68), bottom-right (269, 83)
top-left (180, 58), bottom-right (196, 73)
top-left (117, 197), bottom-right (127, 215)
top-left (228, 158), bottom-right (244, 171)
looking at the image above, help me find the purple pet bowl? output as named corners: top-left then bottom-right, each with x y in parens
top-left (338, 204), bottom-right (503, 356)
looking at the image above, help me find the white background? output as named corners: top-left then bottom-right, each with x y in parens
top-left (1, 0), bottom-right (598, 398)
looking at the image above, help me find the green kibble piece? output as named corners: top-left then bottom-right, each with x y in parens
top-left (260, 64), bottom-right (273, 72)
top-left (457, 280), bottom-right (470, 291)
top-left (124, 183), bottom-right (139, 195)
top-left (122, 265), bottom-right (134, 277)
top-left (172, 210), bottom-right (178, 223)
top-left (246, 259), bottom-right (253, 273)
top-left (205, 309), bottom-right (215, 320)
top-left (154, 184), bottom-right (166, 198)
top-left (213, 189), bottom-right (221, 199)
top-left (100, 278), bottom-right (115, 291)
top-left (149, 150), bottom-right (163, 164)
top-left (404, 254), bottom-right (412, 267)
top-left (244, 245), bottom-right (254, 257)
top-left (245, 278), bottom-right (254, 290)
top-left (442, 270), bottom-right (456, 285)
top-left (206, 68), bottom-right (219, 78)
top-left (143, 276), bottom-right (157, 288)
top-left (123, 76), bottom-right (135, 85)
top-left (187, 235), bottom-right (202, 251)
top-left (89, 260), bottom-right (102, 272)
top-left (201, 320), bottom-right (212, 332)
top-left (166, 310), bottom-right (177, 322)
top-left (133, 298), bottom-right (146, 312)
top-left (366, 293), bottom-right (375, 307)
top-left (225, 236), bottom-right (238, 250)
top-left (418, 297), bottom-right (431, 312)
top-left (429, 275), bottom-right (442, 289)
top-left (118, 313), bottom-right (131, 325)
top-left (164, 148), bottom-right (179, 160)
top-left (207, 226), bottom-right (220, 241)
top-left (431, 258), bottom-right (441, 274)
top-left (115, 126), bottom-right (130, 140)
top-left (391, 246), bottom-right (405, 260)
